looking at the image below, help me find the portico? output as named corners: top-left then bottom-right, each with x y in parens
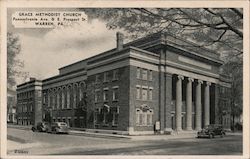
top-left (166, 73), bottom-right (214, 132)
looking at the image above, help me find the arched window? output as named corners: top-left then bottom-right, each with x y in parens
top-left (73, 84), bottom-right (78, 108)
top-left (62, 87), bottom-right (66, 109)
top-left (57, 89), bottom-right (60, 109)
top-left (79, 82), bottom-right (85, 101)
top-left (67, 86), bottom-right (71, 109)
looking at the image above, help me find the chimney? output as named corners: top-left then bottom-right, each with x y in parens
top-left (116, 32), bottom-right (124, 51)
top-left (30, 77), bottom-right (36, 81)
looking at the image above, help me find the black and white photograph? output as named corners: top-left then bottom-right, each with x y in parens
top-left (1, 0), bottom-right (249, 158)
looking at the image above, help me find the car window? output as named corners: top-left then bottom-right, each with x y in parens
top-left (59, 122), bottom-right (67, 126)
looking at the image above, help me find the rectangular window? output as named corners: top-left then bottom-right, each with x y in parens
top-left (112, 111), bottom-right (118, 126)
top-left (103, 72), bottom-right (108, 83)
top-left (113, 88), bottom-right (118, 101)
top-left (142, 88), bottom-right (148, 100)
top-left (147, 114), bottom-right (152, 125)
top-left (136, 87), bottom-right (140, 99)
top-left (113, 69), bottom-right (119, 80)
top-left (95, 74), bottom-right (101, 83)
top-left (149, 70), bottom-right (153, 81)
top-left (149, 89), bottom-right (153, 101)
top-left (139, 113), bottom-right (143, 125)
top-left (136, 109), bottom-right (140, 125)
top-left (103, 90), bottom-right (108, 102)
top-left (95, 90), bottom-right (100, 103)
top-left (142, 69), bottom-right (147, 80)
top-left (136, 67), bottom-right (140, 79)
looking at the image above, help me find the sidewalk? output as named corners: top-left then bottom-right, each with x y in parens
top-left (8, 124), bottom-right (241, 141)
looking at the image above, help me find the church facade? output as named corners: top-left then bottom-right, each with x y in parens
top-left (16, 32), bottom-right (231, 135)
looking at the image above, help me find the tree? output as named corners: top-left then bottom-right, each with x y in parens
top-left (7, 32), bottom-right (28, 89)
top-left (83, 8), bottom-right (242, 56)
top-left (83, 8), bottom-right (243, 123)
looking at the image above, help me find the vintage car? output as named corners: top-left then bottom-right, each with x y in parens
top-left (197, 124), bottom-right (226, 138)
top-left (31, 122), bottom-right (50, 132)
top-left (47, 122), bottom-right (69, 134)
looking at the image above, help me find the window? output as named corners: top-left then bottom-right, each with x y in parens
top-left (149, 89), bottom-right (153, 101)
top-left (149, 70), bottom-right (153, 81)
top-left (73, 86), bottom-right (77, 108)
top-left (136, 108), bottom-right (153, 126)
top-left (136, 109), bottom-right (141, 125)
top-left (103, 111), bottom-right (108, 125)
top-left (112, 113), bottom-right (119, 126)
top-left (142, 69), bottom-right (147, 80)
top-left (136, 87), bottom-right (141, 99)
top-left (66, 88), bottom-right (70, 109)
top-left (95, 90), bottom-right (101, 103)
top-left (136, 67), bottom-right (140, 79)
top-left (113, 87), bottom-right (119, 101)
top-left (62, 91), bottom-right (65, 109)
top-left (104, 72), bottom-right (109, 83)
top-left (113, 69), bottom-right (119, 81)
top-left (53, 93), bottom-right (56, 110)
top-left (57, 92), bottom-right (60, 109)
top-left (95, 74), bottom-right (101, 84)
top-left (142, 88), bottom-right (148, 100)
top-left (103, 89), bottom-right (108, 102)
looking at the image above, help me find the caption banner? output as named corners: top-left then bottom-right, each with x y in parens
top-left (12, 11), bottom-right (87, 28)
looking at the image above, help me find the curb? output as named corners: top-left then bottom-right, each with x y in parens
top-left (69, 131), bottom-right (131, 139)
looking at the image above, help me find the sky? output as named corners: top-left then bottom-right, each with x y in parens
top-left (8, 8), bottom-right (119, 85)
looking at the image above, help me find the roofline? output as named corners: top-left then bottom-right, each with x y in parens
top-left (58, 32), bottom-right (221, 72)
top-left (17, 79), bottom-right (42, 88)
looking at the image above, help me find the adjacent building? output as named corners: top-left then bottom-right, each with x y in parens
top-left (16, 78), bottom-right (42, 126)
top-left (16, 32), bottom-right (232, 135)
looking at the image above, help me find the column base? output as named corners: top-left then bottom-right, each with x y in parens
top-left (186, 127), bottom-right (193, 131)
top-left (127, 127), bottom-right (134, 135)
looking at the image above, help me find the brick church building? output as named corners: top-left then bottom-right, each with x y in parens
top-left (16, 32), bottom-right (231, 135)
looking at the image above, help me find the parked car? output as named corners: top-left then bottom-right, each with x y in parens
top-left (47, 122), bottom-right (69, 134)
top-left (31, 122), bottom-right (50, 132)
top-left (197, 124), bottom-right (226, 138)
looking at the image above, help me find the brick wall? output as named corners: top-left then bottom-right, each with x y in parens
top-left (86, 66), bottom-right (130, 131)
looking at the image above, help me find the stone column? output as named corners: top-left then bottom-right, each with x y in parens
top-left (176, 75), bottom-right (184, 131)
top-left (164, 73), bottom-right (173, 133)
top-left (195, 80), bottom-right (203, 131)
top-left (204, 82), bottom-right (211, 126)
top-left (186, 77), bottom-right (193, 130)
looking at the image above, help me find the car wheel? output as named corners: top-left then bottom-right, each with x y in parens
top-left (31, 127), bottom-right (36, 132)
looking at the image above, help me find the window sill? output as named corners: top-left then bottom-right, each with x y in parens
top-left (112, 100), bottom-right (118, 102)
top-left (102, 124), bottom-right (109, 127)
top-left (136, 125), bottom-right (154, 127)
top-left (136, 99), bottom-right (153, 102)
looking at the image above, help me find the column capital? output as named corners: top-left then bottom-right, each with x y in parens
top-left (177, 75), bottom-right (184, 80)
top-left (166, 73), bottom-right (173, 77)
top-left (188, 77), bottom-right (194, 82)
top-left (197, 79), bottom-right (203, 84)
top-left (206, 81), bottom-right (211, 86)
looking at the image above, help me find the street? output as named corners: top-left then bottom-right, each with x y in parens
top-left (7, 127), bottom-right (242, 155)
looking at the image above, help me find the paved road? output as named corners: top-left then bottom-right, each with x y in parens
top-left (7, 128), bottom-right (242, 155)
